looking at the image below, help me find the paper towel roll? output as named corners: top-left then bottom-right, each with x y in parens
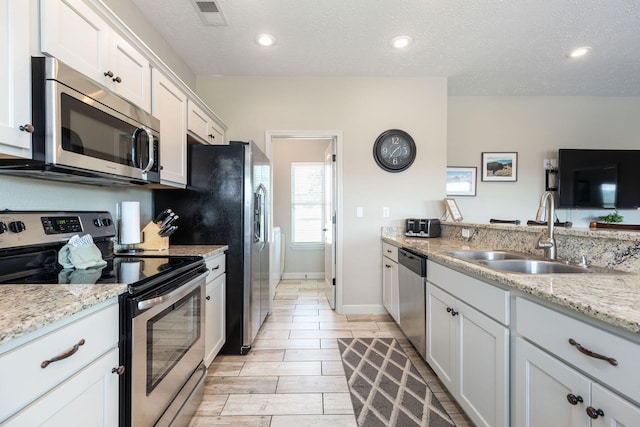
top-left (119, 201), bottom-right (141, 244)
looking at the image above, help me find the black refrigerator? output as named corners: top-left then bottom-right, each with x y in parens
top-left (154, 141), bottom-right (270, 355)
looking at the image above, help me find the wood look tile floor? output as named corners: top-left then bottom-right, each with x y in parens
top-left (188, 279), bottom-right (473, 427)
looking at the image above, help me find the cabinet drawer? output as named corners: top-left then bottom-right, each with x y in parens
top-left (0, 303), bottom-right (118, 421)
top-left (382, 242), bottom-right (398, 262)
top-left (206, 254), bottom-right (226, 282)
top-left (516, 298), bottom-right (640, 403)
top-left (427, 261), bottom-right (510, 325)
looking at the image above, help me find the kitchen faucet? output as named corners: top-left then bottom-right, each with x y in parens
top-left (535, 191), bottom-right (556, 259)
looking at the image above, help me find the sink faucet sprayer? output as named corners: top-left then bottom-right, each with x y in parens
top-left (535, 191), bottom-right (556, 259)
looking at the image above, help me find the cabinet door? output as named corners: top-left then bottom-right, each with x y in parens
top-left (0, 0), bottom-right (32, 158)
top-left (205, 274), bottom-right (226, 366)
top-left (515, 337), bottom-right (591, 427)
top-left (426, 283), bottom-right (456, 391)
top-left (457, 298), bottom-right (509, 427)
top-left (152, 69), bottom-right (187, 187)
top-left (382, 257), bottom-right (399, 322)
top-left (40, 0), bottom-right (110, 83)
top-left (4, 348), bottom-right (119, 426)
top-left (108, 32), bottom-right (150, 111)
top-left (591, 383), bottom-right (640, 427)
top-left (187, 100), bottom-right (223, 144)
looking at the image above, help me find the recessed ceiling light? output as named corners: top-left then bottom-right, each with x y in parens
top-left (567, 46), bottom-right (592, 58)
top-left (256, 34), bottom-right (276, 47)
top-left (390, 36), bottom-right (413, 49)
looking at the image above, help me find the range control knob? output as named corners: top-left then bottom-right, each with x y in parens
top-left (0, 222), bottom-right (7, 234)
top-left (94, 218), bottom-right (103, 227)
top-left (102, 218), bottom-right (113, 226)
top-left (9, 221), bottom-right (26, 233)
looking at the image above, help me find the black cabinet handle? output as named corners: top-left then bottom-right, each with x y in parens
top-left (206, 296), bottom-right (211, 300)
top-left (566, 394), bottom-right (583, 405)
top-left (19, 124), bottom-right (34, 133)
top-left (586, 407), bottom-right (604, 419)
top-left (113, 76), bottom-right (122, 83)
top-left (446, 307), bottom-right (458, 316)
top-left (568, 338), bottom-right (618, 366)
top-left (104, 70), bottom-right (114, 77)
top-left (112, 366), bottom-right (125, 376)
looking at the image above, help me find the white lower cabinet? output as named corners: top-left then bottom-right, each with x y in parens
top-left (4, 348), bottom-right (119, 426)
top-left (426, 261), bottom-right (510, 427)
top-left (381, 242), bottom-right (399, 322)
top-left (0, 300), bottom-right (120, 425)
top-left (515, 297), bottom-right (640, 427)
top-left (204, 253), bottom-right (226, 366)
top-left (515, 337), bottom-right (640, 427)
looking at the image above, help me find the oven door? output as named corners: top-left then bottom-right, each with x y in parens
top-left (45, 66), bottom-right (160, 183)
top-left (130, 269), bottom-right (207, 426)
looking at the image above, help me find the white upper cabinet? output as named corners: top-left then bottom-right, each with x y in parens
top-left (40, 0), bottom-right (151, 111)
top-left (187, 100), bottom-right (225, 145)
top-left (0, 0), bottom-right (32, 158)
top-left (152, 68), bottom-right (187, 187)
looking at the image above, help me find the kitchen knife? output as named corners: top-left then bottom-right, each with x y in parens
top-left (154, 209), bottom-right (172, 224)
top-left (158, 212), bottom-right (175, 231)
top-left (160, 214), bottom-right (179, 232)
top-left (159, 225), bottom-right (177, 237)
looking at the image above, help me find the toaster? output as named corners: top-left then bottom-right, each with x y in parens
top-left (405, 218), bottom-right (441, 238)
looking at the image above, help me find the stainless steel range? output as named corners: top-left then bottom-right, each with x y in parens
top-left (0, 211), bottom-right (208, 427)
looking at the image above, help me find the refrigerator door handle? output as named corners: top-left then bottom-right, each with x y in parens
top-left (254, 184), bottom-right (267, 249)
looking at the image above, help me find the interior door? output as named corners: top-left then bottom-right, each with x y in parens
top-left (323, 142), bottom-right (336, 309)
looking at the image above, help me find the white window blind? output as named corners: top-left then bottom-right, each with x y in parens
top-left (291, 162), bottom-right (324, 244)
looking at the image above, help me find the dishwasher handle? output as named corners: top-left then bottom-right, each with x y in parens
top-left (398, 248), bottom-right (427, 277)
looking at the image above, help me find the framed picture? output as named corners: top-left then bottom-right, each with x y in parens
top-left (446, 166), bottom-right (477, 196)
top-left (444, 198), bottom-right (463, 222)
top-left (481, 152), bottom-right (518, 182)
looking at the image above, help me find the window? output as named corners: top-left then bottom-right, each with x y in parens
top-left (291, 162), bottom-right (324, 245)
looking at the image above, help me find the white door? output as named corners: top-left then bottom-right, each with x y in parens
top-left (323, 141), bottom-right (336, 309)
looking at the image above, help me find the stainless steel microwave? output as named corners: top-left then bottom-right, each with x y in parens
top-left (0, 57), bottom-right (160, 186)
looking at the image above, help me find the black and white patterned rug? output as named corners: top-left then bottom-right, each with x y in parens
top-left (337, 337), bottom-right (455, 427)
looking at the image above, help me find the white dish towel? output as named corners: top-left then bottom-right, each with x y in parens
top-left (58, 234), bottom-right (107, 270)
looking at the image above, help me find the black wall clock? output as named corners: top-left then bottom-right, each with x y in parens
top-left (373, 129), bottom-right (417, 172)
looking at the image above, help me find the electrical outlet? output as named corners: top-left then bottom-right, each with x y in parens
top-left (462, 228), bottom-right (470, 238)
top-left (382, 207), bottom-right (390, 218)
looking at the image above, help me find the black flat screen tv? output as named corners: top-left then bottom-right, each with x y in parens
top-left (558, 149), bottom-right (640, 209)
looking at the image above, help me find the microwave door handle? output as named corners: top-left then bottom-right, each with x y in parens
top-left (132, 127), bottom-right (155, 174)
top-left (141, 127), bottom-right (154, 174)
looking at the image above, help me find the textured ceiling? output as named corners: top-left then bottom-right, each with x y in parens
top-left (130, 0), bottom-right (640, 95)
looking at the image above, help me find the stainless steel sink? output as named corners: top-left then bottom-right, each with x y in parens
top-left (448, 250), bottom-right (531, 261)
top-left (479, 259), bottom-right (591, 274)
top-left (448, 250), bottom-right (627, 275)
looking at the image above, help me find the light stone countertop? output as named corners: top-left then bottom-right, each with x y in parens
top-left (0, 245), bottom-right (227, 346)
top-left (383, 235), bottom-right (640, 336)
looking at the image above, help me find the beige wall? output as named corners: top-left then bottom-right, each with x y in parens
top-left (196, 76), bottom-right (448, 312)
top-left (272, 138), bottom-right (331, 278)
top-left (448, 96), bottom-right (640, 228)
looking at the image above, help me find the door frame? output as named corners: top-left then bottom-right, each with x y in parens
top-left (265, 130), bottom-right (344, 313)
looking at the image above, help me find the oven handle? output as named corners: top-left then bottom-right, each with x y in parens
top-left (136, 271), bottom-right (208, 312)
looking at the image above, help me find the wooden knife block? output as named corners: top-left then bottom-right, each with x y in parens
top-left (134, 221), bottom-right (169, 251)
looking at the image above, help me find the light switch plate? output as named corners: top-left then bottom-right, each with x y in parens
top-left (356, 207), bottom-right (364, 217)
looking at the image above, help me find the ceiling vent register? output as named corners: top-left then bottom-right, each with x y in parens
top-left (192, 0), bottom-right (228, 26)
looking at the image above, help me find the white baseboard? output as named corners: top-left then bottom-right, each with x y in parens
top-left (281, 272), bottom-right (325, 280)
top-left (340, 304), bottom-right (388, 315)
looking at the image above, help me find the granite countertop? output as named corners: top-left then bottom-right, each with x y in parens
top-left (0, 245), bottom-right (227, 347)
top-left (383, 235), bottom-right (640, 336)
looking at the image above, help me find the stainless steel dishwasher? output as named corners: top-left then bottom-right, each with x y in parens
top-left (397, 247), bottom-right (427, 359)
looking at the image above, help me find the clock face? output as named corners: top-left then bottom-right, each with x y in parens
top-left (373, 129), bottom-right (416, 172)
